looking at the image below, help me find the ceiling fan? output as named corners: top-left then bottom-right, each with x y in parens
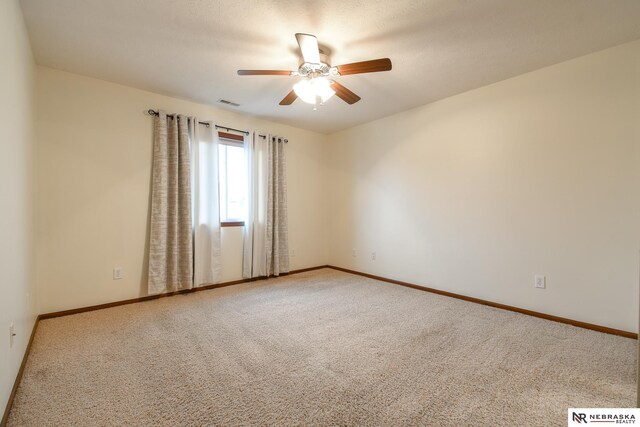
top-left (237, 33), bottom-right (392, 107)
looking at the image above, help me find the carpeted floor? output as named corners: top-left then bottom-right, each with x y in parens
top-left (7, 268), bottom-right (637, 426)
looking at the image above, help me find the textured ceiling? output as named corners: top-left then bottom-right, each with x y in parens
top-left (20, 0), bottom-right (640, 134)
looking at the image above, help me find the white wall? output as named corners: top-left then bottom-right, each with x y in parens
top-left (328, 41), bottom-right (640, 333)
top-left (35, 67), bottom-right (329, 314)
top-left (0, 0), bottom-right (37, 415)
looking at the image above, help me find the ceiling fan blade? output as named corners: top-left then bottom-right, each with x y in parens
top-left (279, 90), bottom-right (298, 105)
top-left (295, 33), bottom-right (321, 64)
top-left (336, 58), bottom-right (392, 76)
top-left (331, 81), bottom-right (361, 104)
top-left (237, 70), bottom-right (293, 76)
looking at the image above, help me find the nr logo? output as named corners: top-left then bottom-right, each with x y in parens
top-left (572, 412), bottom-right (588, 423)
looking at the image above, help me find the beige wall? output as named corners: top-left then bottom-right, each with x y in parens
top-left (33, 39), bottom-right (640, 334)
top-left (35, 67), bottom-right (329, 314)
top-left (327, 41), bottom-right (640, 333)
top-left (0, 0), bottom-right (37, 414)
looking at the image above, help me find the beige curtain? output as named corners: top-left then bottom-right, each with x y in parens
top-left (243, 134), bottom-right (289, 278)
top-left (148, 111), bottom-right (194, 294)
top-left (266, 136), bottom-right (289, 276)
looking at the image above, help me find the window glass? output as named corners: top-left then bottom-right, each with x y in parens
top-left (218, 142), bottom-right (246, 222)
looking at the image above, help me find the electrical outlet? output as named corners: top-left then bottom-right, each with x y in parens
top-left (371, 252), bottom-right (376, 261)
top-left (113, 267), bottom-right (123, 280)
top-left (351, 249), bottom-right (356, 257)
top-left (290, 248), bottom-right (296, 258)
top-left (534, 275), bottom-right (546, 289)
top-left (9, 323), bottom-right (15, 348)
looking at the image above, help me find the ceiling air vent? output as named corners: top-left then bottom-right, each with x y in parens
top-left (217, 99), bottom-right (240, 107)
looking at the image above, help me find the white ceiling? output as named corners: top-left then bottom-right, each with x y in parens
top-left (20, 0), bottom-right (640, 134)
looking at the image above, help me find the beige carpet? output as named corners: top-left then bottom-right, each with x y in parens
top-left (7, 268), bottom-right (637, 426)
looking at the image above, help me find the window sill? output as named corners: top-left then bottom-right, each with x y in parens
top-left (221, 221), bottom-right (245, 227)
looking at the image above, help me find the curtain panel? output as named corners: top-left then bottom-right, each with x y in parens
top-left (266, 136), bottom-right (289, 276)
top-left (148, 111), bottom-right (194, 294)
top-left (192, 121), bottom-right (222, 286)
top-left (243, 133), bottom-right (289, 278)
top-left (242, 132), bottom-right (268, 278)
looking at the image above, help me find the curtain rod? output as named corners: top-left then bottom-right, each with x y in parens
top-left (214, 124), bottom-right (249, 135)
top-left (148, 109), bottom-right (286, 142)
top-left (147, 109), bottom-right (212, 128)
top-left (257, 134), bottom-right (288, 143)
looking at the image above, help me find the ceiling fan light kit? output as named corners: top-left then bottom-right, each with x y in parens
top-left (237, 33), bottom-right (392, 107)
top-left (293, 77), bottom-right (335, 105)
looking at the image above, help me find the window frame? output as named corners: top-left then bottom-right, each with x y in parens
top-left (218, 131), bottom-right (246, 227)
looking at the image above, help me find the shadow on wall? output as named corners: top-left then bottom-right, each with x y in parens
top-left (138, 118), bottom-right (153, 298)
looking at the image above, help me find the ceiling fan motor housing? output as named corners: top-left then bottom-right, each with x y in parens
top-left (298, 52), bottom-right (338, 77)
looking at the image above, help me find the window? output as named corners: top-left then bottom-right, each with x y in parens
top-left (218, 133), bottom-right (246, 226)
